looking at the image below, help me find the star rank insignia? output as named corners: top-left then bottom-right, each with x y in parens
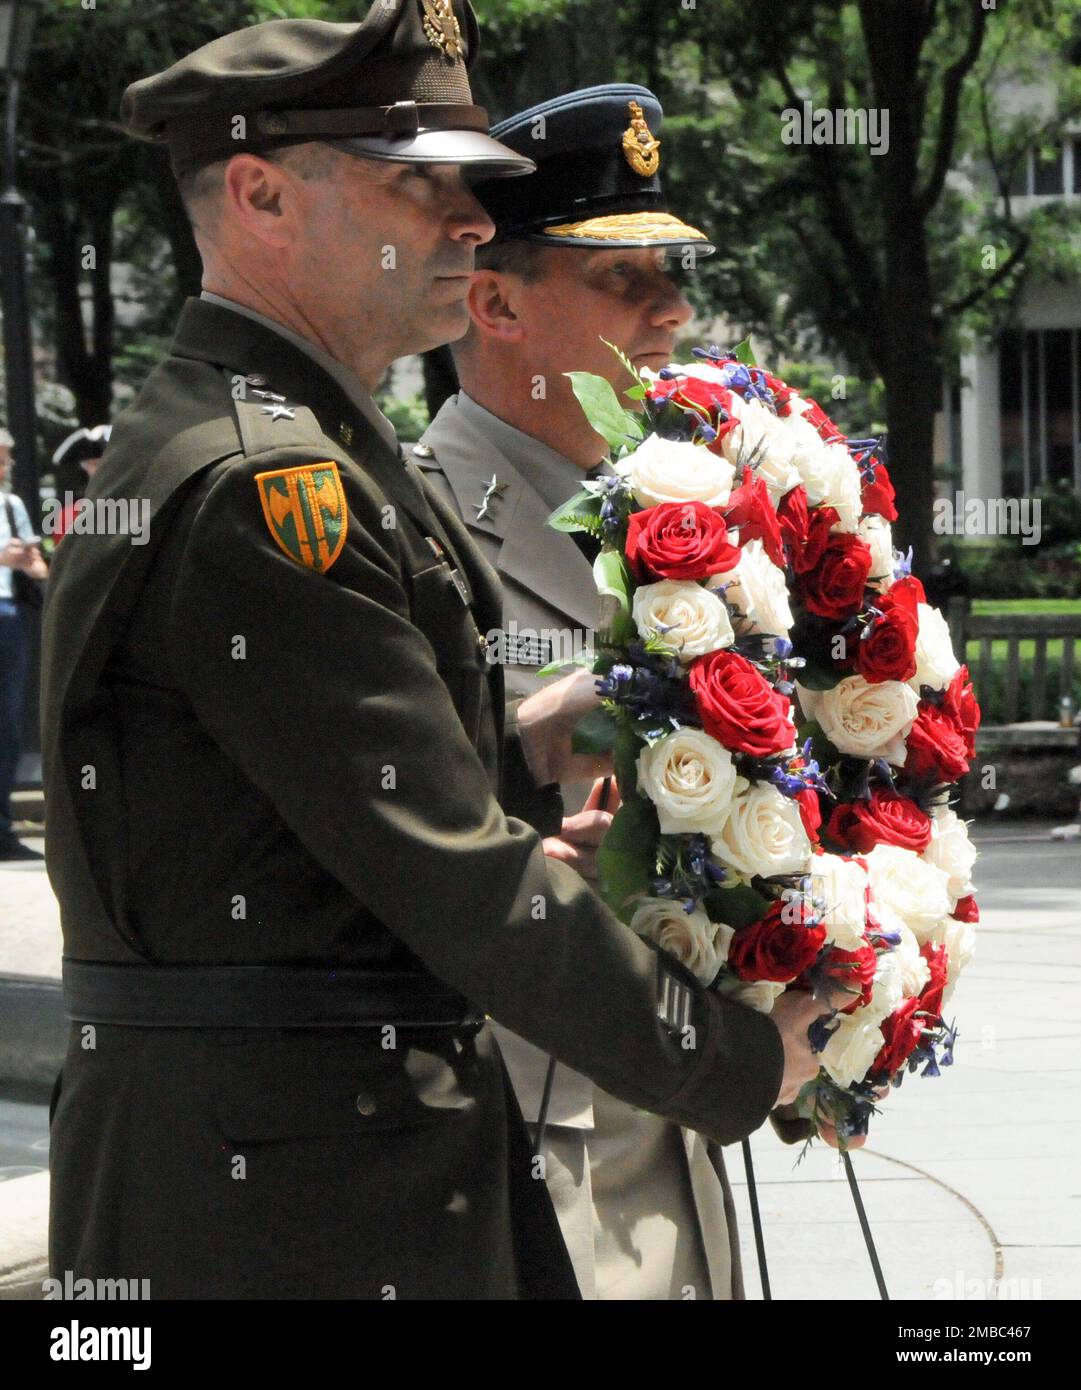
top-left (260, 403), bottom-right (296, 423)
top-left (421, 0), bottom-right (464, 60)
top-left (474, 473), bottom-right (509, 521)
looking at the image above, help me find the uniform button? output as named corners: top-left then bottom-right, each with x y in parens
top-left (355, 1091), bottom-right (377, 1117)
top-left (245, 374), bottom-right (268, 387)
top-left (339, 422), bottom-right (354, 445)
top-left (412, 442), bottom-right (434, 458)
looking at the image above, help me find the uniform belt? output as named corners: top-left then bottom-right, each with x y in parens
top-left (62, 959), bottom-right (485, 1031)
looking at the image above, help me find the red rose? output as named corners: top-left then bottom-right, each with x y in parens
top-left (903, 703), bottom-right (970, 786)
top-left (646, 375), bottom-right (742, 446)
top-left (918, 943), bottom-right (949, 1022)
top-left (625, 501), bottom-right (741, 582)
top-left (727, 899), bottom-right (827, 983)
top-left (952, 894), bottom-right (979, 923)
top-left (855, 576), bottom-right (920, 683)
top-left (871, 996), bottom-right (925, 1077)
top-left (819, 942), bottom-right (878, 1014)
top-left (795, 787), bottom-right (823, 844)
top-left (796, 531), bottom-right (873, 620)
top-left (777, 487), bottom-right (839, 574)
top-left (724, 468), bottom-right (785, 567)
top-left (688, 649), bottom-right (796, 757)
top-left (861, 462), bottom-right (898, 521)
top-left (827, 788), bottom-right (933, 854)
top-left (942, 665), bottom-right (980, 760)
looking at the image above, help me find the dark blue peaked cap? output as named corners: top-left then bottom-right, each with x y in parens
top-left (472, 83), bottom-right (714, 253)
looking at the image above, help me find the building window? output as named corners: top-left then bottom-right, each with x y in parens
top-left (1000, 327), bottom-right (1081, 495)
top-left (1033, 142), bottom-right (1066, 195)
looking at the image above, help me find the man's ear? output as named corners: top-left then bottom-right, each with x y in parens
top-left (466, 271), bottom-right (525, 343)
top-left (221, 154), bottom-right (295, 250)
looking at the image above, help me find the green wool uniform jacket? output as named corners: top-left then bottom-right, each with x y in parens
top-left (41, 297), bottom-right (785, 1299)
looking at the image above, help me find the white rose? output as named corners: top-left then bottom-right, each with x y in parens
top-left (865, 844), bottom-right (952, 944)
top-left (859, 514), bottom-right (895, 590)
top-left (798, 675), bottom-right (919, 765)
top-left (894, 924), bottom-right (931, 998)
top-left (630, 898), bottom-right (731, 985)
top-left (863, 947), bottom-right (906, 1027)
top-left (923, 807), bottom-right (977, 907)
top-left (792, 439), bottom-right (862, 533)
top-left (719, 398), bottom-right (802, 500)
top-left (809, 853), bottom-right (870, 952)
top-left (908, 603), bottom-right (960, 693)
top-left (617, 432), bottom-right (735, 508)
top-left (821, 1012), bottom-right (885, 1089)
top-left (637, 727), bottom-right (744, 836)
top-left (711, 783), bottom-right (811, 880)
top-left (632, 580), bottom-right (735, 662)
top-left (718, 538), bottom-right (794, 638)
top-left (731, 979), bottom-right (787, 1014)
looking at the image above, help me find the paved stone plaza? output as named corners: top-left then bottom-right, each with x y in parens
top-left (2, 823), bottom-right (1078, 1300)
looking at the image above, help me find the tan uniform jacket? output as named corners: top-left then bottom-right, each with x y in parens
top-left (418, 392), bottom-right (747, 1299)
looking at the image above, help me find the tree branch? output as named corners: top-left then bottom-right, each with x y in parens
top-left (916, 1), bottom-right (990, 216)
top-left (769, 58), bottom-right (886, 328)
top-left (944, 231), bottom-right (1031, 318)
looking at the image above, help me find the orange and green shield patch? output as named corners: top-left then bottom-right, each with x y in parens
top-left (255, 462), bottom-right (347, 573)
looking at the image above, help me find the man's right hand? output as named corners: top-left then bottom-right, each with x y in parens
top-left (1, 539), bottom-right (25, 569)
top-left (517, 667), bottom-right (613, 787)
top-left (770, 989), bottom-right (833, 1106)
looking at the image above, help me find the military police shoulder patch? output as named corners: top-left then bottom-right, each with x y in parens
top-left (255, 462), bottom-right (347, 573)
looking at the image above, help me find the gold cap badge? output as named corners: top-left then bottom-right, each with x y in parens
top-left (421, 0), bottom-right (464, 61)
top-left (622, 100), bottom-right (660, 178)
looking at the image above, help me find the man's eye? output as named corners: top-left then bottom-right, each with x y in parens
top-left (408, 164), bottom-right (433, 180)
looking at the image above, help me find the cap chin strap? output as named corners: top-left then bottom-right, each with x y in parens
top-left (252, 101), bottom-right (490, 139)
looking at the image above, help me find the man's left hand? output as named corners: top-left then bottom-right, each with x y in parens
top-left (542, 776), bottom-right (621, 882)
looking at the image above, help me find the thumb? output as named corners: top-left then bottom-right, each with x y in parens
top-left (582, 775), bottom-right (617, 813)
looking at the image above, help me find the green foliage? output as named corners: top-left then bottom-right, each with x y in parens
top-left (570, 704), bottom-right (619, 756)
top-left (564, 370), bottom-right (644, 450)
top-left (376, 392), bottom-right (430, 443)
top-left (597, 795), bottom-right (658, 921)
top-left (547, 489), bottom-right (603, 533)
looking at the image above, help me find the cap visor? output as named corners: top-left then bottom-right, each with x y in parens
top-left (530, 210), bottom-right (715, 254)
top-left (331, 129), bottom-right (534, 177)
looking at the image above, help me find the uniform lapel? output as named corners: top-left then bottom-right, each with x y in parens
top-left (422, 398), bottom-right (598, 632)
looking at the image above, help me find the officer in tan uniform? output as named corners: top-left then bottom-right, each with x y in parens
top-left (415, 86), bottom-right (811, 1299)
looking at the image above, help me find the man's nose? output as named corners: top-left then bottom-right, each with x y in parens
top-left (448, 180), bottom-right (496, 246)
top-left (651, 274), bottom-right (693, 329)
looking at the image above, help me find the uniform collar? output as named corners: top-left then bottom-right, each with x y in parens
top-left (421, 392), bottom-right (599, 631)
top-left (198, 291), bottom-right (399, 455)
top-left (455, 391), bottom-right (601, 515)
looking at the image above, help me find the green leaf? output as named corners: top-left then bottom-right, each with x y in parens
top-left (547, 489), bottom-right (602, 533)
top-left (598, 796), bottom-right (658, 920)
top-left (571, 704), bottom-right (619, 756)
top-left (535, 652), bottom-right (596, 678)
top-left (565, 371), bottom-right (645, 448)
top-left (796, 658), bottom-right (843, 692)
top-left (612, 718), bottom-right (642, 797)
top-left (733, 337), bottom-right (756, 367)
top-left (593, 548), bottom-right (632, 618)
top-left (624, 384), bottom-right (647, 401)
top-left (703, 881), bottom-right (771, 928)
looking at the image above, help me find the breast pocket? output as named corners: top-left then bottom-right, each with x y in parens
top-left (407, 558), bottom-right (490, 746)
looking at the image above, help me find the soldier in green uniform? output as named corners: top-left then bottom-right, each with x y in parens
top-left (42, 1), bottom-right (827, 1299)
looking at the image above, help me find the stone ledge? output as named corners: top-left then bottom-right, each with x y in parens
top-left (0, 1171), bottom-right (48, 1300)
